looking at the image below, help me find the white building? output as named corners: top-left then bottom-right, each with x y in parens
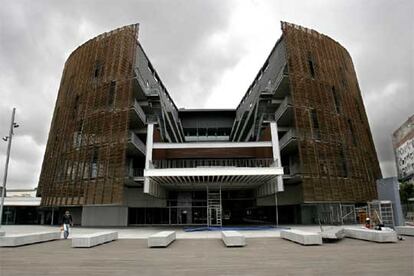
top-left (392, 115), bottom-right (414, 185)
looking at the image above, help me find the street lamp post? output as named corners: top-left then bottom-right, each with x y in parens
top-left (0, 107), bottom-right (19, 235)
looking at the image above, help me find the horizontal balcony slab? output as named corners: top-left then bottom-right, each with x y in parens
top-left (280, 129), bottom-right (298, 152)
top-left (128, 132), bottom-right (146, 153)
top-left (283, 174), bottom-right (302, 184)
top-left (152, 141), bottom-right (272, 149)
top-left (129, 100), bottom-right (146, 128)
top-left (147, 174), bottom-right (280, 190)
top-left (144, 166), bottom-right (283, 177)
top-left (275, 98), bottom-right (294, 127)
top-left (273, 74), bottom-right (290, 99)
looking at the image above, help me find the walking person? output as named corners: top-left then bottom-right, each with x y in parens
top-left (62, 210), bottom-right (73, 239)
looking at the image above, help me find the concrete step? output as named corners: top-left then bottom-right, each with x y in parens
top-left (72, 231), bottom-right (118, 248)
top-left (343, 227), bottom-right (397, 243)
top-left (281, 229), bottom-right (322, 245)
top-left (0, 231), bottom-right (61, 247)
top-left (395, 226), bottom-right (414, 236)
top-left (221, 231), bottom-right (246, 247)
top-left (148, 231), bottom-right (176, 248)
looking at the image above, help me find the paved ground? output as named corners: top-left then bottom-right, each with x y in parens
top-left (1, 236), bottom-right (413, 276)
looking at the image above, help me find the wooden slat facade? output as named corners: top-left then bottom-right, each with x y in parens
top-left (37, 22), bottom-right (383, 210)
top-left (37, 25), bottom-right (139, 206)
top-left (281, 22), bottom-right (381, 203)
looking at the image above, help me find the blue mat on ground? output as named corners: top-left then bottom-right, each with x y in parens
top-left (184, 225), bottom-right (290, 232)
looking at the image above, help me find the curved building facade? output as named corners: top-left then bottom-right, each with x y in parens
top-left (280, 22), bottom-right (381, 203)
top-left (38, 25), bottom-right (139, 207)
top-left (38, 22), bottom-right (381, 226)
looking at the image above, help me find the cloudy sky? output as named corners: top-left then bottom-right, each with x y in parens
top-left (0, 0), bottom-right (413, 189)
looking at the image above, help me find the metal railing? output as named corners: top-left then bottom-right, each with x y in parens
top-left (261, 64), bottom-right (288, 95)
top-left (128, 131), bottom-right (146, 154)
top-left (126, 168), bottom-right (144, 178)
top-left (131, 99), bottom-right (146, 123)
top-left (133, 168), bottom-right (144, 177)
top-left (185, 135), bottom-right (230, 142)
top-left (134, 68), bottom-right (160, 97)
top-left (274, 96), bottom-right (292, 122)
top-left (279, 128), bottom-right (297, 150)
top-left (283, 163), bottom-right (300, 176)
top-left (151, 158), bottom-right (275, 169)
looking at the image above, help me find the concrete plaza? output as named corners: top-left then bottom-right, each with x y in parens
top-left (0, 226), bottom-right (413, 275)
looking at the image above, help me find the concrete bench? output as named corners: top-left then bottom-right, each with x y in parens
top-left (280, 229), bottom-right (322, 245)
top-left (148, 231), bottom-right (176, 248)
top-left (221, 231), bottom-right (246, 247)
top-left (395, 226), bottom-right (414, 236)
top-left (72, 231), bottom-right (118, 248)
top-left (344, 228), bottom-right (397, 243)
top-left (0, 231), bottom-right (61, 247)
top-left (320, 228), bottom-right (345, 241)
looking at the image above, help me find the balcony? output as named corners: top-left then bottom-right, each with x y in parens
top-left (133, 68), bottom-right (161, 98)
top-left (130, 99), bottom-right (146, 128)
top-left (127, 167), bottom-right (144, 180)
top-left (151, 158), bottom-right (275, 169)
top-left (283, 165), bottom-right (302, 184)
top-left (283, 162), bottom-right (301, 175)
top-left (274, 96), bottom-right (293, 127)
top-left (127, 131), bottom-right (146, 156)
top-left (279, 128), bottom-right (298, 152)
top-left (125, 168), bottom-right (144, 187)
top-left (126, 167), bottom-right (144, 177)
top-left (145, 158), bottom-right (283, 191)
top-left (260, 64), bottom-right (290, 99)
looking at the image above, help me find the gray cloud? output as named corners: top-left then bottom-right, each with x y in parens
top-left (0, 0), bottom-right (413, 189)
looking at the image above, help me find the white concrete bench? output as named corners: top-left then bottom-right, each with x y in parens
top-left (280, 229), bottom-right (322, 245)
top-left (0, 231), bottom-right (61, 247)
top-left (395, 226), bottom-right (414, 236)
top-left (344, 228), bottom-right (397, 243)
top-left (148, 231), bottom-right (176, 248)
top-left (72, 231), bottom-right (118, 248)
top-left (320, 228), bottom-right (345, 240)
top-left (221, 231), bottom-right (246, 247)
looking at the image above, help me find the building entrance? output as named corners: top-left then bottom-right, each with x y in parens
top-left (128, 189), bottom-right (264, 225)
top-left (221, 190), bottom-right (256, 225)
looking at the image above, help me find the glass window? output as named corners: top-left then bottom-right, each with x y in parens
top-left (308, 52), bottom-right (315, 78)
top-left (108, 81), bottom-right (116, 107)
top-left (310, 109), bottom-right (320, 140)
top-left (90, 148), bottom-right (98, 179)
top-left (348, 119), bottom-right (356, 145)
top-left (332, 86), bottom-right (340, 113)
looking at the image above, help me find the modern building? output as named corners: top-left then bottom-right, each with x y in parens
top-left (376, 177), bottom-right (405, 226)
top-left (392, 115), bottom-right (414, 185)
top-left (37, 22), bottom-right (381, 226)
top-left (1, 188), bottom-right (42, 225)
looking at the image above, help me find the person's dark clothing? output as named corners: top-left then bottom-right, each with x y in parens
top-left (62, 214), bottom-right (73, 225)
top-left (62, 214), bottom-right (73, 239)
